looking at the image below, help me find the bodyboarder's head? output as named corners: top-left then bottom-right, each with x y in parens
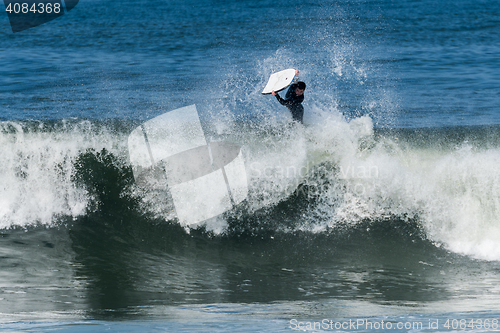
top-left (295, 81), bottom-right (306, 96)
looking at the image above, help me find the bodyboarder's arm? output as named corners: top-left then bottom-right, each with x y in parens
top-left (274, 92), bottom-right (288, 106)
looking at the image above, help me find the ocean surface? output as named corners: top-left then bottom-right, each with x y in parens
top-left (1, 0), bottom-right (500, 331)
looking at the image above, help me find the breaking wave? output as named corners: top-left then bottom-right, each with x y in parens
top-left (1, 111), bottom-right (500, 261)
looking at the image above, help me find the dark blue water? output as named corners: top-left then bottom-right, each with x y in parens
top-left (1, 0), bottom-right (500, 331)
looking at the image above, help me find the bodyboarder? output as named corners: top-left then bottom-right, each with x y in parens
top-left (271, 69), bottom-right (306, 123)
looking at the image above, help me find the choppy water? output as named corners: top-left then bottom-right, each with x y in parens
top-left (1, 0), bottom-right (500, 331)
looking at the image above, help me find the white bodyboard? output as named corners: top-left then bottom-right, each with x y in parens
top-left (262, 68), bottom-right (296, 95)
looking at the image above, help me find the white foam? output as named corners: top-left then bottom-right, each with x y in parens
top-left (297, 112), bottom-right (500, 261)
top-left (0, 121), bottom-right (122, 229)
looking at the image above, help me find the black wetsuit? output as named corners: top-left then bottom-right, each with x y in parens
top-left (274, 83), bottom-right (304, 123)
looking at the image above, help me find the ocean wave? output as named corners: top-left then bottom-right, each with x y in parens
top-left (1, 114), bottom-right (500, 261)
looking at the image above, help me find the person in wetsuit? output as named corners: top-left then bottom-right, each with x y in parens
top-left (271, 70), bottom-right (306, 123)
